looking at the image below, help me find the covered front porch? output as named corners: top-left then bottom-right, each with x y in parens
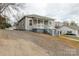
top-left (28, 17), bottom-right (55, 36)
top-left (29, 18), bottom-right (49, 30)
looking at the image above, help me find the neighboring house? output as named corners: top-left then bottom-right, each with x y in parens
top-left (16, 14), bottom-right (56, 36)
top-left (55, 22), bottom-right (63, 27)
top-left (57, 25), bottom-right (79, 37)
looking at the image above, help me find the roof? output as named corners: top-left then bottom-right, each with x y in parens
top-left (25, 14), bottom-right (54, 20)
top-left (17, 14), bottom-right (54, 24)
top-left (17, 16), bottom-right (26, 23)
top-left (61, 25), bottom-right (79, 30)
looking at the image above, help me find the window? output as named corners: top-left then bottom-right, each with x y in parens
top-left (38, 20), bottom-right (43, 24)
top-left (45, 20), bottom-right (48, 25)
top-left (33, 20), bottom-right (37, 24)
top-left (29, 20), bottom-right (32, 26)
top-left (50, 22), bottom-right (51, 25)
top-left (38, 20), bottom-right (41, 23)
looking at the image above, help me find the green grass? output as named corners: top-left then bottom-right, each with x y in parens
top-left (64, 35), bottom-right (79, 40)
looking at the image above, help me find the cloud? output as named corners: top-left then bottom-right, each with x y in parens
top-left (24, 3), bottom-right (47, 16)
top-left (24, 3), bottom-right (79, 22)
top-left (2, 3), bottom-right (79, 25)
top-left (46, 3), bottom-right (79, 23)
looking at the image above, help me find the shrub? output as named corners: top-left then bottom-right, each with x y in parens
top-left (65, 31), bottom-right (76, 35)
top-left (0, 16), bottom-right (11, 29)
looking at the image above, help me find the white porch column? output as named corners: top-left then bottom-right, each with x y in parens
top-left (37, 18), bottom-right (38, 28)
top-left (52, 29), bottom-right (55, 36)
top-left (32, 19), bottom-right (33, 28)
top-left (43, 20), bottom-right (44, 29)
top-left (59, 31), bottom-right (61, 36)
top-left (48, 21), bottom-right (49, 26)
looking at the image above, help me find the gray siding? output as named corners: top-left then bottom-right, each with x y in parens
top-left (16, 19), bottom-right (25, 30)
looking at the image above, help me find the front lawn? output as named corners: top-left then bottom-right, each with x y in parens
top-left (64, 35), bottom-right (79, 40)
top-left (58, 35), bottom-right (79, 48)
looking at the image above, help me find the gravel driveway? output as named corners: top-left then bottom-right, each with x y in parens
top-left (0, 29), bottom-right (79, 56)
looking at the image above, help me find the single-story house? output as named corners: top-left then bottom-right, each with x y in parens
top-left (16, 14), bottom-right (56, 36)
top-left (15, 14), bottom-right (79, 37)
top-left (57, 25), bottom-right (79, 37)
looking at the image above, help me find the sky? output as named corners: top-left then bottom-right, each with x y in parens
top-left (3, 3), bottom-right (79, 25)
top-left (22, 3), bottom-right (79, 24)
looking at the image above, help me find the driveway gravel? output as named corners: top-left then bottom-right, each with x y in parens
top-left (0, 29), bottom-right (79, 56)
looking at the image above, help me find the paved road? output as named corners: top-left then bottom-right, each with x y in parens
top-left (0, 30), bottom-right (79, 56)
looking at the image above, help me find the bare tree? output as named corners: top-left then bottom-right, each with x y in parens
top-left (0, 3), bottom-right (13, 14)
top-left (0, 3), bottom-right (25, 14)
top-left (70, 21), bottom-right (77, 26)
top-left (0, 3), bottom-right (26, 21)
top-left (63, 21), bottom-right (70, 26)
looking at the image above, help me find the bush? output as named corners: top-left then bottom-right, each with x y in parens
top-left (0, 16), bottom-right (11, 29)
top-left (66, 33), bottom-right (76, 35)
top-left (65, 31), bottom-right (76, 35)
top-left (0, 23), bottom-right (11, 29)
